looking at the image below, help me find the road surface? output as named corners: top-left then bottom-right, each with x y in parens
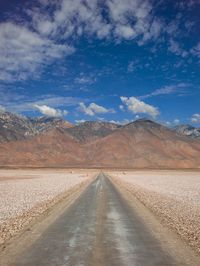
top-left (8, 173), bottom-right (200, 265)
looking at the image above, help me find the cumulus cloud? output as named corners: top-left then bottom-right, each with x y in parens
top-left (79, 102), bottom-right (114, 116)
top-left (191, 114), bottom-right (200, 124)
top-left (120, 96), bottom-right (159, 118)
top-left (34, 104), bottom-right (68, 117)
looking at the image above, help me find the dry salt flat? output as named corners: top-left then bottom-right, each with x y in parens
top-left (0, 169), bottom-right (94, 245)
top-left (109, 170), bottom-right (200, 254)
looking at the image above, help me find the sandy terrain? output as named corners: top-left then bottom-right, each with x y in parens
top-left (109, 170), bottom-right (200, 254)
top-left (0, 169), bottom-right (95, 245)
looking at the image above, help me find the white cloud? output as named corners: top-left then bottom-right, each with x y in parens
top-left (140, 83), bottom-right (188, 99)
top-left (119, 105), bottom-right (124, 111)
top-left (173, 118), bottom-right (180, 124)
top-left (191, 114), bottom-right (200, 124)
top-left (3, 0), bottom-right (198, 84)
top-left (0, 0), bottom-right (196, 83)
top-left (0, 22), bottom-right (74, 82)
top-left (75, 119), bottom-right (86, 124)
top-left (34, 104), bottom-right (68, 117)
top-left (79, 102), bottom-right (114, 116)
top-left (191, 42), bottom-right (200, 58)
top-left (127, 60), bottom-right (138, 73)
top-left (168, 39), bottom-right (188, 57)
top-left (75, 75), bottom-right (96, 85)
top-left (120, 96), bottom-right (159, 118)
top-left (109, 119), bottom-right (131, 125)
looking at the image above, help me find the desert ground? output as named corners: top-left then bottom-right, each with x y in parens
top-left (0, 169), bottom-right (96, 245)
top-left (108, 170), bottom-right (200, 253)
top-left (0, 169), bottom-right (200, 265)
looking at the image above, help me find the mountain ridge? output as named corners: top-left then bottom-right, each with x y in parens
top-left (0, 112), bottom-right (199, 169)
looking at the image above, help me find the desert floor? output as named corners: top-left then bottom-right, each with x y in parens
top-left (0, 169), bottom-right (200, 265)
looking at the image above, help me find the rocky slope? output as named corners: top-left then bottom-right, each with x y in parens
top-left (0, 112), bottom-right (72, 142)
top-left (65, 121), bottom-right (121, 143)
top-left (174, 125), bottom-right (200, 139)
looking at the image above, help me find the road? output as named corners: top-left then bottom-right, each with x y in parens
top-left (10, 173), bottom-right (199, 266)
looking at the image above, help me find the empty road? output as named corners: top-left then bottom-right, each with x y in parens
top-left (8, 173), bottom-right (200, 266)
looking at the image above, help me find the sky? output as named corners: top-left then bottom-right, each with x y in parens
top-left (0, 0), bottom-right (199, 126)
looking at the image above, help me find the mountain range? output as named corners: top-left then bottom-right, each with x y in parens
top-left (0, 112), bottom-right (200, 169)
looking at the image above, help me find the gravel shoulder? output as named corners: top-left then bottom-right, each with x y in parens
top-left (108, 170), bottom-right (200, 254)
top-left (0, 169), bottom-right (95, 246)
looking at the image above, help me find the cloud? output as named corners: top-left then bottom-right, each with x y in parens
top-left (0, 22), bottom-right (74, 82)
top-left (75, 119), bottom-right (86, 124)
top-left (127, 60), bottom-right (138, 73)
top-left (0, 0), bottom-right (167, 82)
top-left (119, 104), bottom-right (124, 111)
top-left (120, 96), bottom-right (159, 118)
top-left (191, 114), bottom-right (200, 124)
top-left (75, 75), bottom-right (96, 85)
top-left (191, 42), bottom-right (200, 58)
top-left (140, 83), bottom-right (188, 99)
top-left (79, 102), bottom-right (115, 116)
top-left (0, 105), bottom-right (5, 113)
top-left (34, 104), bottom-right (68, 117)
top-left (109, 119), bottom-right (131, 125)
top-left (168, 39), bottom-right (188, 57)
top-left (173, 118), bottom-right (180, 124)
top-left (0, 0), bottom-right (198, 83)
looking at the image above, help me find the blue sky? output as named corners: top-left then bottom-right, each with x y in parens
top-left (0, 0), bottom-right (199, 125)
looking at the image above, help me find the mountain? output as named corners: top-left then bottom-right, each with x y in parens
top-left (65, 121), bottom-right (121, 143)
top-left (0, 112), bottom-right (37, 142)
top-left (86, 119), bottom-right (200, 168)
top-left (174, 125), bottom-right (200, 139)
top-left (0, 112), bottom-right (72, 143)
top-left (0, 117), bottom-right (200, 169)
top-left (0, 129), bottom-right (84, 167)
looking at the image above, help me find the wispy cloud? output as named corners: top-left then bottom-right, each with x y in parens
top-left (139, 83), bottom-right (188, 99)
top-left (0, 0), bottom-right (198, 94)
top-left (0, 0), bottom-right (165, 82)
top-left (0, 22), bottom-right (74, 82)
top-left (0, 90), bottom-right (82, 113)
top-left (75, 74), bottom-right (96, 85)
top-left (168, 39), bottom-right (188, 58)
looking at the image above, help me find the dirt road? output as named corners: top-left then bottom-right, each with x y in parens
top-left (2, 173), bottom-right (200, 266)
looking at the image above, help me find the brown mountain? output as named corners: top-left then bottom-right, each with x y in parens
top-left (86, 119), bottom-right (200, 168)
top-left (0, 118), bottom-right (200, 169)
